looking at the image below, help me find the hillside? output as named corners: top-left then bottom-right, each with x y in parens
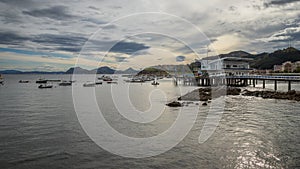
top-left (65, 66), bottom-right (138, 74)
top-left (115, 67), bottom-right (138, 74)
top-left (137, 67), bottom-right (170, 76)
top-left (92, 66), bottom-right (115, 74)
top-left (250, 47), bottom-right (300, 69)
top-left (219, 50), bottom-right (254, 58)
top-left (201, 47), bottom-right (300, 70)
top-left (0, 70), bottom-right (64, 74)
top-left (65, 67), bottom-right (91, 74)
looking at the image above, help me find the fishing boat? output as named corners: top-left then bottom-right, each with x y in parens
top-left (95, 81), bottom-right (103, 85)
top-left (19, 80), bottom-right (30, 83)
top-left (83, 83), bottom-right (96, 87)
top-left (59, 75), bottom-right (74, 86)
top-left (107, 81), bottom-right (117, 84)
top-left (59, 81), bottom-right (72, 86)
top-left (38, 84), bottom-right (53, 89)
top-left (98, 75), bottom-right (113, 81)
top-left (47, 79), bottom-right (61, 82)
top-left (36, 78), bottom-right (47, 83)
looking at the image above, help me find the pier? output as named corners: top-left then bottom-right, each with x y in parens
top-left (174, 75), bottom-right (300, 91)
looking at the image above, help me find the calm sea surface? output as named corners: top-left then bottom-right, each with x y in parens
top-left (0, 74), bottom-right (299, 169)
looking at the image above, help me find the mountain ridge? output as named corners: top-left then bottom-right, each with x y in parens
top-left (202, 47), bottom-right (300, 69)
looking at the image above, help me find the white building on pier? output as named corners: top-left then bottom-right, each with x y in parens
top-left (200, 57), bottom-right (253, 76)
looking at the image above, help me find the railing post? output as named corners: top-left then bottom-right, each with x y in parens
top-left (274, 80), bottom-right (277, 91)
top-left (263, 79), bottom-right (265, 89)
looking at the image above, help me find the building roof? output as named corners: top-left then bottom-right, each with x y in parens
top-left (221, 57), bottom-right (253, 62)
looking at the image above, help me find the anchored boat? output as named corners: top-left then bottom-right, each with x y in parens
top-left (59, 81), bottom-right (72, 86)
top-left (36, 78), bottom-right (47, 84)
top-left (83, 83), bottom-right (96, 87)
top-left (38, 84), bottom-right (53, 89)
top-left (0, 74), bottom-right (3, 85)
top-left (19, 80), bottom-right (30, 83)
top-left (151, 77), bottom-right (159, 85)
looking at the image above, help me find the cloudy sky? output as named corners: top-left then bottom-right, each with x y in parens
top-left (0, 0), bottom-right (299, 71)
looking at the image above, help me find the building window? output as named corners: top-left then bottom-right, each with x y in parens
top-left (232, 65), bottom-right (237, 68)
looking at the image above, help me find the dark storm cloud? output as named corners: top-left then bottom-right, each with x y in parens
top-left (0, 28), bottom-right (150, 54)
top-left (32, 34), bottom-right (89, 52)
top-left (269, 32), bottom-right (300, 42)
top-left (22, 5), bottom-right (75, 20)
top-left (81, 18), bottom-right (107, 25)
top-left (264, 0), bottom-right (300, 7)
top-left (0, 31), bottom-right (87, 52)
top-left (55, 47), bottom-right (82, 52)
top-left (0, 0), bottom-right (34, 8)
top-left (263, 25), bottom-right (300, 43)
top-left (0, 32), bottom-right (30, 45)
top-left (109, 41), bottom-right (150, 54)
top-left (176, 56), bottom-right (186, 62)
top-left (33, 34), bottom-right (87, 46)
top-left (0, 10), bottom-right (23, 24)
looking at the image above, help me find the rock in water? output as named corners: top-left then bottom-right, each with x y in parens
top-left (166, 101), bottom-right (183, 107)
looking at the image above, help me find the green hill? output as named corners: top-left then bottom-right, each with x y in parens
top-left (250, 47), bottom-right (300, 69)
top-left (203, 47), bottom-right (300, 70)
top-left (137, 67), bottom-right (170, 76)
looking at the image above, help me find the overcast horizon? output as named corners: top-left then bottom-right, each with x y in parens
top-left (0, 0), bottom-right (300, 71)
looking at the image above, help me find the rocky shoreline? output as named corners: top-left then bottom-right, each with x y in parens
top-left (242, 89), bottom-right (300, 101)
top-left (166, 87), bottom-right (300, 107)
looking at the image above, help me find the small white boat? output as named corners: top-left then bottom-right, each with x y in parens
top-left (125, 77), bottom-right (145, 83)
top-left (151, 77), bottom-right (159, 85)
top-left (151, 81), bottom-right (159, 85)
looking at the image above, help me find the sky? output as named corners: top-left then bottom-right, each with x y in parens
top-left (0, 0), bottom-right (299, 71)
